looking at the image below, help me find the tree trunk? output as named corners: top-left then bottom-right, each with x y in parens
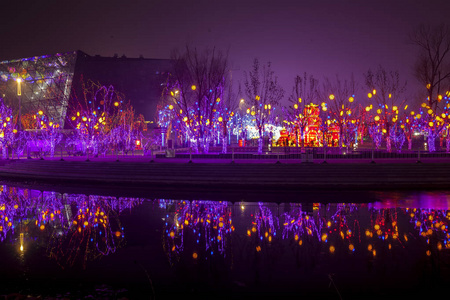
top-left (386, 136), bottom-right (391, 153)
top-left (427, 130), bottom-right (436, 153)
top-left (222, 136), bottom-right (227, 154)
top-left (258, 127), bottom-right (263, 155)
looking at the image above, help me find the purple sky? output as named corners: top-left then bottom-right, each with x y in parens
top-left (2, 0), bottom-right (449, 103)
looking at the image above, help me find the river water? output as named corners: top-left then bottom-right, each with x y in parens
top-left (0, 182), bottom-right (449, 299)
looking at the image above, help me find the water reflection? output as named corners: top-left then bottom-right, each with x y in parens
top-left (0, 184), bottom-right (449, 298)
top-left (0, 185), bottom-right (142, 268)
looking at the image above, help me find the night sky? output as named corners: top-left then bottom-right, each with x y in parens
top-left (2, 0), bottom-right (449, 102)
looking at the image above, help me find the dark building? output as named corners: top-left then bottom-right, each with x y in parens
top-left (0, 50), bottom-right (172, 128)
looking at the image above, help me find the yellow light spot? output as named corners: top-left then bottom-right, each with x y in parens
top-left (191, 85), bottom-right (196, 90)
top-left (329, 94), bottom-right (335, 100)
top-left (329, 245), bottom-right (335, 253)
top-left (193, 252), bottom-right (198, 259)
top-left (374, 116), bottom-right (380, 121)
top-left (114, 102), bottom-right (119, 107)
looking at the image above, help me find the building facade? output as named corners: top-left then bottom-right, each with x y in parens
top-left (0, 51), bottom-right (171, 128)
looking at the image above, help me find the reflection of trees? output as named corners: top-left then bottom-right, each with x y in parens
top-left (408, 208), bottom-right (450, 249)
top-left (243, 203), bottom-right (284, 285)
top-left (0, 185), bottom-right (141, 269)
top-left (47, 195), bottom-right (140, 269)
top-left (161, 200), bottom-right (234, 266)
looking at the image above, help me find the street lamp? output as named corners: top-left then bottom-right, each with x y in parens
top-left (16, 78), bottom-right (22, 131)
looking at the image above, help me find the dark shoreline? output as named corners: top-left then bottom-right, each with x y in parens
top-left (0, 159), bottom-right (449, 201)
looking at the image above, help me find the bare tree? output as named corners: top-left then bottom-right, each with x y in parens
top-left (243, 59), bottom-right (284, 154)
top-left (410, 23), bottom-right (450, 113)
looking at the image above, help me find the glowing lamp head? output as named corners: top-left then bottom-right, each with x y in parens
top-left (348, 96), bottom-right (354, 103)
top-left (191, 85), bottom-right (196, 90)
top-left (368, 93), bottom-right (372, 98)
top-left (374, 116), bottom-right (380, 121)
top-left (329, 94), bottom-right (335, 100)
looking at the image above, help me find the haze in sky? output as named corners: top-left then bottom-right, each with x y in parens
top-left (2, 0), bottom-right (449, 103)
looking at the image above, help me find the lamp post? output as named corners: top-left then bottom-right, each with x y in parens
top-left (16, 78), bottom-right (22, 131)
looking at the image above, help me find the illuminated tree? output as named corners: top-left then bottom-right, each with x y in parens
top-left (216, 80), bottom-right (239, 153)
top-left (67, 79), bottom-right (126, 156)
top-left (364, 66), bottom-right (407, 152)
top-left (163, 46), bottom-right (228, 153)
top-left (243, 59), bottom-right (284, 154)
top-left (322, 75), bottom-right (358, 152)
